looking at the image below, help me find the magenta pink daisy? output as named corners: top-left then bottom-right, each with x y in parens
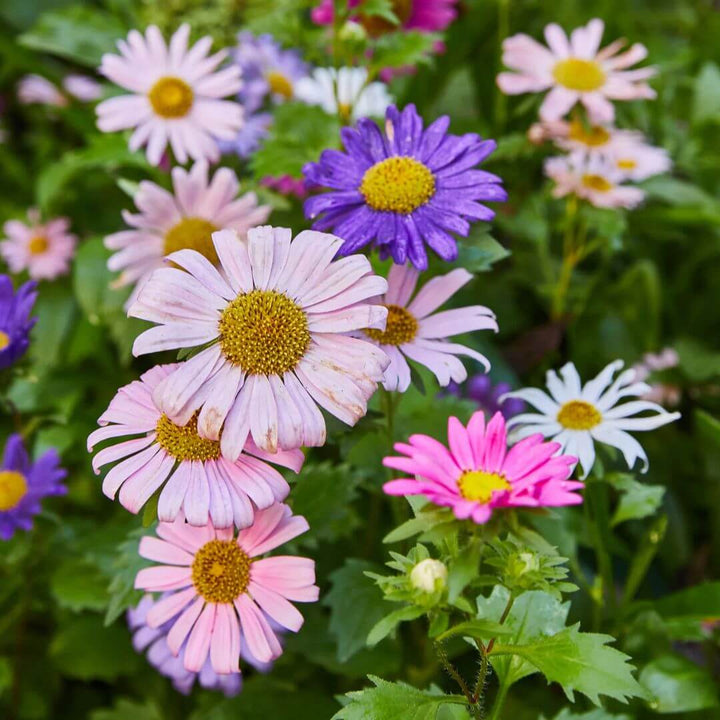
top-left (97, 24), bottom-right (243, 165)
top-left (363, 263), bottom-right (497, 392)
top-left (88, 364), bottom-right (303, 529)
top-left (497, 19), bottom-right (656, 123)
top-left (135, 503), bottom-right (318, 673)
top-left (384, 411), bottom-right (582, 524)
top-left (129, 226), bottom-right (389, 457)
top-left (105, 161), bottom-right (270, 303)
top-left (1, 210), bottom-right (76, 281)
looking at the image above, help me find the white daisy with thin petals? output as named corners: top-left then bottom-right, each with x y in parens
top-left (502, 360), bottom-right (681, 478)
top-left (97, 24), bottom-right (243, 165)
top-left (363, 263), bottom-right (497, 392)
top-left (105, 160), bottom-right (270, 303)
top-left (129, 226), bottom-right (390, 456)
top-left (497, 19), bottom-right (656, 123)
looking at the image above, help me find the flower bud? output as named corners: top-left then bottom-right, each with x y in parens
top-left (339, 21), bottom-right (367, 43)
top-left (410, 558), bottom-right (448, 593)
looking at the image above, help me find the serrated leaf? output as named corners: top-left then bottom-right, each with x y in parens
top-left (640, 654), bottom-right (719, 713)
top-left (51, 558), bottom-right (108, 613)
top-left (456, 230), bottom-right (510, 272)
top-left (367, 605), bottom-right (425, 646)
top-left (492, 625), bottom-right (646, 705)
top-left (607, 474), bottom-right (665, 526)
top-left (333, 676), bottom-right (467, 720)
top-left (370, 31), bottom-right (437, 72)
top-left (325, 560), bottom-right (396, 662)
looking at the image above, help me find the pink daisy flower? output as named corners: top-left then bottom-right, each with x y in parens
top-left (311, 0), bottom-right (458, 35)
top-left (363, 263), bottom-right (497, 392)
top-left (497, 19), bottom-right (656, 123)
top-left (1, 209), bottom-right (76, 281)
top-left (96, 24), bottom-right (243, 166)
top-left (129, 226), bottom-right (389, 456)
top-left (544, 153), bottom-right (645, 209)
top-left (17, 75), bottom-right (67, 107)
top-left (384, 411), bottom-right (582, 524)
top-left (88, 364), bottom-right (303, 528)
top-left (105, 161), bottom-right (270, 303)
top-left (134, 503), bottom-right (319, 673)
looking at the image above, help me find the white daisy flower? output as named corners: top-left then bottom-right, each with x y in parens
top-left (502, 360), bottom-right (681, 478)
top-left (295, 67), bottom-right (392, 122)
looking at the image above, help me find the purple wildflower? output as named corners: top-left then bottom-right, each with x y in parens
top-left (0, 276), bottom-right (37, 370)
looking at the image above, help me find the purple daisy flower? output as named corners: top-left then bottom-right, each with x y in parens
top-left (445, 375), bottom-right (525, 419)
top-left (232, 31), bottom-right (309, 113)
top-left (218, 111), bottom-right (273, 159)
top-left (0, 434), bottom-right (67, 541)
top-left (127, 594), bottom-right (274, 696)
top-left (302, 104), bottom-right (507, 269)
top-left (0, 276), bottom-right (37, 370)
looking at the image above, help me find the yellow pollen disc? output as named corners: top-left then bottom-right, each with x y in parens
top-left (360, 0), bottom-right (413, 36)
top-left (28, 236), bottom-right (48, 255)
top-left (568, 119), bottom-right (610, 147)
top-left (552, 58), bottom-right (606, 92)
top-left (365, 304), bottom-right (417, 346)
top-left (218, 289), bottom-right (311, 375)
top-left (148, 76), bottom-right (194, 118)
top-left (457, 470), bottom-right (511, 504)
top-left (192, 540), bottom-right (251, 604)
top-left (557, 400), bottom-right (602, 430)
top-left (360, 156), bottom-right (436, 215)
top-left (581, 174), bottom-right (613, 192)
top-left (617, 158), bottom-right (637, 170)
top-left (266, 71), bottom-right (293, 99)
top-left (338, 103), bottom-right (353, 122)
top-left (164, 217), bottom-right (219, 263)
top-left (0, 470), bottom-right (28, 511)
top-left (0, 330), bottom-right (10, 351)
top-left (155, 411), bottom-right (221, 462)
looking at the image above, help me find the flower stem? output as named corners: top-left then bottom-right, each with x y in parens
top-left (551, 194), bottom-right (579, 320)
top-left (586, 478), bottom-right (616, 624)
top-left (487, 680), bottom-right (509, 720)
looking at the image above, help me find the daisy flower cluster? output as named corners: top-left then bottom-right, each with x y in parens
top-left (498, 18), bottom-right (669, 208)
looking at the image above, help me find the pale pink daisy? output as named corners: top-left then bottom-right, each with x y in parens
top-left (62, 75), bottom-right (103, 102)
top-left (384, 411), bottom-right (581, 524)
top-left (363, 263), bottom-right (497, 392)
top-left (105, 160), bottom-right (270, 302)
top-left (129, 226), bottom-right (389, 456)
top-left (87, 364), bottom-right (303, 528)
top-left (97, 24), bottom-right (243, 165)
top-left (17, 75), bottom-right (67, 107)
top-left (1, 209), bottom-right (77, 281)
top-left (544, 153), bottom-right (645, 209)
top-left (497, 19), bottom-right (656, 123)
top-left (134, 503), bottom-right (319, 673)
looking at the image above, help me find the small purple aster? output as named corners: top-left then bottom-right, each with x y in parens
top-left (127, 594), bottom-right (273, 695)
top-left (445, 375), bottom-right (525, 420)
top-left (302, 104), bottom-right (507, 270)
top-left (232, 31), bottom-right (309, 113)
top-left (217, 111), bottom-right (273, 159)
top-left (0, 275), bottom-right (37, 370)
top-left (0, 434), bottom-right (67, 541)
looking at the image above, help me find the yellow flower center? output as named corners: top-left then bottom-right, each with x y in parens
top-left (0, 330), bottom-right (10, 351)
top-left (568, 119), bottom-right (610, 147)
top-left (338, 103), bottom-right (353, 122)
top-left (365, 304), bottom-right (417, 346)
top-left (617, 158), bottom-right (637, 170)
top-left (360, 0), bottom-right (413, 36)
top-left (0, 471), bottom-right (28, 511)
top-left (191, 540), bottom-right (251, 603)
top-left (148, 76), bottom-right (194, 118)
top-left (457, 470), bottom-right (511, 504)
top-left (581, 174), bottom-right (613, 192)
top-left (552, 58), bottom-right (606, 92)
top-left (155, 411), bottom-right (221, 462)
top-left (266, 71), bottom-right (293, 99)
top-left (164, 217), bottom-right (219, 264)
top-left (28, 236), bottom-right (48, 255)
top-left (360, 156), bottom-right (436, 215)
top-left (218, 289), bottom-right (311, 375)
top-left (557, 400), bottom-right (602, 430)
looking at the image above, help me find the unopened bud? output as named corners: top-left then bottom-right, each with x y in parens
top-left (410, 559), bottom-right (448, 593)
top-left (339, 21), bottom-right (367, 43)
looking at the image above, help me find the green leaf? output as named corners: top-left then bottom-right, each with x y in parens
top-left (370, 32), bottom-right (437, 72)
top-left (654, 581), bottom-right (720, 623)
top-left (50, 616), bottom-right (141, 680)
top-left (19, 5), bottom-right (126, 66)
top-left (289, 463), bottom-right (361, 544)
top-left (455, 229), bottom-right (510, 273)
top-left (545, 710), bottom-right (631, 720)
top-left (29, 284), bottom-right (76, 371)
top-left (641, 177), bottom-right (719, 211)
top-left (72, 236), bottom-right (127, 319)
top-left (492, 625), bottom-right (646, 705)
top-left (693, 62), bottom-right (720, 125)
top-left (607, 474), bottom-right (665, 526)
top-left (447, 540), bottom-right (482, 602)
top-left (676, 338), bottom-right (720, 381)
top-left (90, 699), bottom-right (163, 720)
top-left (105, 531), bottom-right (148, 626)
top-left (51, 558), bottom-right (109, 613)
top-left (640, 654), bottom-right (719, 713)
top-left (325, 559), bottom-right (396, 662)
top-left (333, 676), bottom-right (467, 720)
top-left (359, 0), bottom-right (399, 24)
top-left (435, 619), bottom-right (512, 643)
top-left (367, 605), bottom-right (425, 646)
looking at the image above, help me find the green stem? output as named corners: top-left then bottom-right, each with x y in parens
top-left (494, 0), bottom-right (511, 133)
top-left (621, 514), bottom-right (668, 607)
top-left (551, 195), bottom-right (578, 321)
top-left (433, 640), bottom-right (475, 708)
top-left (486, 593), bottom-right (515, 654)
top-left (587, 479), bottom-right (616, 622)
top-left (487, 681), bottom-right (509, 720)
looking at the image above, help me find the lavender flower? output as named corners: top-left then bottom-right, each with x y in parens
top-left (0, 276), bottom-right (37, 370)
top-left (446, 375), bottom-right (525, 419)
